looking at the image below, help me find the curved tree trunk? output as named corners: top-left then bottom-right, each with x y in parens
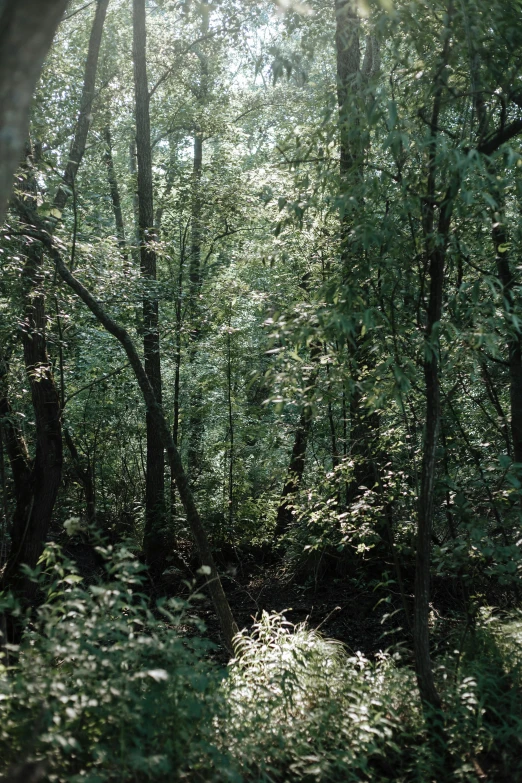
top-left (18, 209), bottom-right (239, 654)
top-left (54, 0), bottom-right (111, 213)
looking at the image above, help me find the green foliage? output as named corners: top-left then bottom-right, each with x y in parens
top-left (0, 544), bottom-right (221, 782)
top-left (215, 611), bottom-right (522, 782)
top-left (2, 585), bottom-right (522, 782)
top-left (219, 612), bottom-right (418, 782)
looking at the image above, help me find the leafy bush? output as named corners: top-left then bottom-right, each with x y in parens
top-left (445, 609), bottom-right (522, 780)
top-left (217, 612), bottom-right (422, 782)
top-left (0, 543), bottom-right (222, 783)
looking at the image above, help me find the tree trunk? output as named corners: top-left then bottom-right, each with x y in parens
top-left (186, 131), bottom-right (205, 481)
top-left (414, 9), bottom-right (455, 708)
top-left (133, 0), bottom-right (166, 575)
top-left (335, 1), bottom-right (381, 506)
top-left (0, 0), bottom-right (68, 224)
top-left (0, 238), bottom-right (62, 598)
top-left (103, 124), bottom-right (129, 265)
top-left (54, 0), bottom-right (111, 213)
top-left (275, 344), bottom-right (320, 537)
top-left (64, 427), bottom-right (96, 523)
top-left (170, 223), bottom-right (187, 519)
top-left (1, 0), bottom-right (110, 596)
top-left (186, 1), bottom-right (209, 483)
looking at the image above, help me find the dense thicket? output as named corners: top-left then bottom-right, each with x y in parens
top-left (1, 0), bottom-right (522, 780)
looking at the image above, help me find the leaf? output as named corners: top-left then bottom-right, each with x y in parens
top-left (146, 669), bottom-right (169, 682)
top-left (63, 574), bottom-right (83, 584)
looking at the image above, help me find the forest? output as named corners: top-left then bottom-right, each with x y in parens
top-left (1, 0), bottom-right (522, 780)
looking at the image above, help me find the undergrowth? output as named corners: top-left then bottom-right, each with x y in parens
top-left (1, 544), bottom-right (521, 782)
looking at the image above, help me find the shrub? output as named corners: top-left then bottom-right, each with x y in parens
top-left (217, 612), bottom-right (422, 782)
top-left (0, 543), bottom-right (222, 783)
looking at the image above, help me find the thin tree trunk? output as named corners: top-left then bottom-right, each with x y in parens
top-left (414, 6), bottom-right (455, 709)
top-left (186, 0), bottom-right (209, 482)
top-left (275, 344), bottom-right (320, 537)
top-left (226, 313), bottom-right (234, 527)
top-left (103, 124), bottom-right (129, 265)
top-left (170, 224), bottom-right (187, 519)
top-left (133, 0), bottom-right (166, 574)
top-left (0, 0), bottom-right (68, 224)
top-left (335, 1), bottom-right (381, 504)
top-left (54, 0), bottom-right (110, 213)
top-left (186, 131), bottom-right (205, 481)
top-left (64, 427), bottom-right (96, 523)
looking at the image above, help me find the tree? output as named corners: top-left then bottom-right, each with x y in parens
top-left (132, 0), bottom-right (167, 574)
top-left (0, 0), bottom-right (68, 224)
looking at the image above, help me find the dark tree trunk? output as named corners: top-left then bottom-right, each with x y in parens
top-left (170, 224), bottom-right (187, 518)
top-left (275, 343), bottom-right (321, 537)
top-left (133, 0), bottom-right (166, 575)
top-left (187, 134), bottom-right (205, 481)
top-left (0, 358), bottom-right (33, 557)
top-left (335, 0), bottom-right (361, 187)
top-left (414, 10), bottom-right (455, 709)
top-left (274, 389), bottom-right (316, 537)
top-left (335, 1), bottom-right (381, 506)
top-left (186, 1), bottom-right (209, 483)
top-left (0, 0), bottom-right (68, 224)
top-left (64, 427), bottom-right (96, 523)
top-left (2, 0), bottom-right (109, 595)
top-left (1, 241), bottom-right (62, 597)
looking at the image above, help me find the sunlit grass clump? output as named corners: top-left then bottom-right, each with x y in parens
top-left (218, 612), bottom-right (422, 782)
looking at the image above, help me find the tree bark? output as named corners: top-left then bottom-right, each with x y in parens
top-left (64, 427), bottom-right (96, 523)
top-left (0, 225), bottom-right (63, 598)
top-left (0, 0), bottom-right (68, 225)
top-left (1, 0), bottom-right (110, 595)
top-left (186, 132), bottom-right (205, 481)
top-left (133, 0), bottom-right (166, 574)
top-left (414, 8), bottom-right (455, 709)
top-left (54, 0), bottom-right (111, 213)
top-left (275, 343), bottom-right (321, 537)
top-left (335, 0), bottom-right (361, 188)
top-left (186, 0), bottom-right (209, 483)
top-left (335, 0), bottom-right (381, 506)
top-left (103, 124), bottom-right (129, 265)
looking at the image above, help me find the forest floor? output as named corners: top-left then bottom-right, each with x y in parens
top-left (64, 536), bottom-right (471, 662)
top-left (159, 543), bottom-right (413, 662)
